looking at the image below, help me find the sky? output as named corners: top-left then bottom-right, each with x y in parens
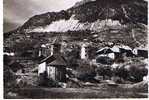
top-left (3, 0), bottom-right (148, 32)
top-left (3, 0), bottom-right (82, 32)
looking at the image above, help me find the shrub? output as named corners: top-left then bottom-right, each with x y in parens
top-left (96, 56), bottom-right (114, 65)
top-left (96, 64), bottom-right (113, 80)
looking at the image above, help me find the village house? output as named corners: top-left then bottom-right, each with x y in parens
top-left (96, 45), bottom-right (135, 62)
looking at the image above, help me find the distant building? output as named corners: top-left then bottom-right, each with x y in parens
top-left (96, 46), bottom-right (118, 60)
top-left (96, 45), bottom-right (135, 61)
top-left (80, 43), bottom-right (87, 59)
top-left (133, 48), bottom-right (148, 58)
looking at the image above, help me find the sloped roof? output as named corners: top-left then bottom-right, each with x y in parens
top-left (48, 55), bottom-right (67, 67)
top-left (96, 45), bottom-right (133, 55)
top-left (40, 55), bottom-right (56, 64)
top-left (96, 47), bottom-right (113, 54)
top-left (39, 54), bottom-right (67, 67)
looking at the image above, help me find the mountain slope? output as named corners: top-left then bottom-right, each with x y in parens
top-left (4, 0), bottom-right (148, 50)
top-left (15, 0), bottom-right (146, 32)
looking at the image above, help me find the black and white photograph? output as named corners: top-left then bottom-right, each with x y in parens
top-left (3, 0), bottom-right (148, 99)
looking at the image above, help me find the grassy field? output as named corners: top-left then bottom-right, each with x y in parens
top-left (4, 83), bottom-right (148, 99)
